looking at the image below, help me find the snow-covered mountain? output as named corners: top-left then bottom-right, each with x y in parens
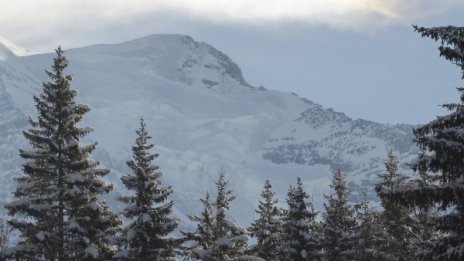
top-left (0, 34), bottom-right (418, 226)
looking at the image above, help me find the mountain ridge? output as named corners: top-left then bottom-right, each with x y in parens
top-left (0, 36), bottom-right (36, 60)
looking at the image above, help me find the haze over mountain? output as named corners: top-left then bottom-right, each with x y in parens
top-left (0, 34), bottom-right (418, 225)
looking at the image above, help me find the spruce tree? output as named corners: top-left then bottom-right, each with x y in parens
top-left (353, 188), bottom-right (388, 261)
top-left (210, 169), bottom-right (249, 260)
top-left (182, 169), bottom-right (262, 261)
top-left (375, 151), bottom-right (413, 260)
top-left (182, 192), bottom-right (215, 261)
top-left (249, 180), bottom-right (283, 261)
top-left (282, 177), bottom-right (320, 261)
top-left (5, 47), bottom-right (120, 261)
top-left (114, 118), bottom-right (179, 261)
top-left (408, 160), bottom-right (438, 259)
top-left (322, 169), bottom-right (356, 261)
top-left (379, 25), bottom-right (464, 260)
top-left (0, 214), bottom-right (11, 260)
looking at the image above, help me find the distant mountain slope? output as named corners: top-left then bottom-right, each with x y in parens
top-left (0, 36), bottom-right (36, 60)
top-left (0, 34), bottom-right (418, 225)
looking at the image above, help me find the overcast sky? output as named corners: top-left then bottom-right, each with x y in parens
top-left (1, 0), bottom-right (464, 124)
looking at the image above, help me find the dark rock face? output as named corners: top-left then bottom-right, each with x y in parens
top-left (263, 97), bottom-right (417, 176)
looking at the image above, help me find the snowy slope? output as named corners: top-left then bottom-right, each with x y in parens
top-left (0, 36), bottom-right (36, 60)
top-left (0, 34), bottom-right (418, 226)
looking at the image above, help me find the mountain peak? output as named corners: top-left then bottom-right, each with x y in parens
top-left (70, 34), bottom-right (252, 89)
top-left (127, 33), bottom-right (194, 44)
top-left (73, 34), bottom-right (194, 54)
top-left (0, 36), bottom-right (35, 60)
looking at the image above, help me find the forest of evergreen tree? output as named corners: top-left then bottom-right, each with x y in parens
top-left (0, 25), bottom-right (464, 261)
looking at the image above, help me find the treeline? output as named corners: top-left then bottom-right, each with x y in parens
top-left (1, 25), bottom-right (464, 261)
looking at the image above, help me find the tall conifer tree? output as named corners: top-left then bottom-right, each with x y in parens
top-left (322, 169), bottom-right (356, 261)
top-left (182, 192), bottom-right (216, 261)
top-left (115, 118), bottom-right (179, 261)
top-left (6, 47), bottom-right (120, 261)
top-left (182, 169), bottom-right (262, 261)
top-left (379, 25), bottom-right (464, 260)
top-left (0, 214), bottom-right (10, 260)
top-left (375, 151), bottom-right (413, 260)
top-left (249, 180), bottom-right (283, 261)
top-left (210, 169), bottom-right (249, 260)
top-left (408, 160), bottom-right (438, 259)
top-left (282, 177), bottom-right (320, 261)
top-left (353, 188), bottom-right (388, 261)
